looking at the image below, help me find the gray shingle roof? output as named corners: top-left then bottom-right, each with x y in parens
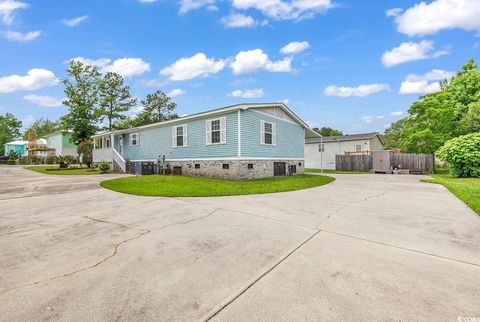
top-left (305, 132), bottom-right (381, 144)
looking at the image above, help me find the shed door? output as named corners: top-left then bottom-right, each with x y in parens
top-left (273, 162), bottom-right (286, 176)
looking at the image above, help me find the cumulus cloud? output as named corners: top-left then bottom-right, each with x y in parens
top-left (390, 111), bottom-right (403, 116)
top-left (0, 69), bottom-right (59, 93)
top-left (280, 41), bottom-right (310, 54)
top-left (394, 0), bottom-right (480, 36)
top-left (231, 0), bottom-right (335, 20)
top-left (381, 40), bottom-right (449, 68)
top-left (23, 94), bottom-right (64, 107)
top-left (2, 30), bottom-right (40, 42)
top-left (324, 83), bottom-right (390, 97)
top-left (62, 15), bottom-right (89, 27)
top-left (229, 88), bottom-right (264, 98)
top-left (0, 0), bottom-right (28, 25)
top-left (220, 13), bottom-right (256, 28)
top-left (399, 69), bottom-right (455, 94)
top-left (70, 57), bottom-right (151, 77)
top-left (167, 88), bottom-right (186, 97)
top-left (179, 0), bottom-right (216, 14)
top-left (160, 53), bottom-right (226, 81)
top-left (230, 49), bottom-right (293, 74)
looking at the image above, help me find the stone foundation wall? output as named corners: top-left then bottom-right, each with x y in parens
top-left (164, 159), bottom-right (304, 180)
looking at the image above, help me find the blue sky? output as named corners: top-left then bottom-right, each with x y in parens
top-left (0, 0), bottom-right (479, 133)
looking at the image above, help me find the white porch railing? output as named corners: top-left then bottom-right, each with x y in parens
top-left (112, 148), bottom-right (126, 173)
top-left (93, 147), bottom-right (112, 163)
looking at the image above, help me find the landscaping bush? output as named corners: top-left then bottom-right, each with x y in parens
top-left (45, 155), bottom-right (55, 165)
top-left (19, 156), bottom-right (30, 165)
top-left (436, 133), bottom-right (480, 178)
top-left (64, 155), bottom-right (78, 165)
top-left (98, 161), bottom-right (111, 174)
top-left (56, 156), bottom-right (68, 168)
top-left (77, 140), bottom-right (93, 168)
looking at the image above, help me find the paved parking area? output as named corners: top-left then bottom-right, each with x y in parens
top-left (1, 166), bottom-right (479, 321)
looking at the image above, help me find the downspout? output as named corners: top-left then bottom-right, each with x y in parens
top-left (237, 109), bottom-right (241, 158)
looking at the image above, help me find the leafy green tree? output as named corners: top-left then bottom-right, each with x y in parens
top-left (384, 59), bottom-right (480, 153)
top-left (23, 118), bottom-right (59, 139)
top-left (61, 60), bottom-right (101, 145)
top-left (461, 101), bottom-right (480, 133)
top-left (98, 72), bottom-right (137, 131)
top-left (134, 90), bottom-right (178, 126)
top-left (312, 127), bottom-right (343, 137)
top-left (0, 113), bottom-right (22, 155)
top-left (383, 118), bottom-right (406, 149)
top-left (77, 140), bottom-right (93, 168)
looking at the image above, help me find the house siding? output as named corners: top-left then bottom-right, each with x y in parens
top-left (120, 111), bottom-right (239, 161)
top-left (240, 109), bottom-right (304, 159)
top-left (4, 144), bottom-right (26, 156)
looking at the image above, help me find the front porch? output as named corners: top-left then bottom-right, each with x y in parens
top-left (93, 134), bottom-right (128, 173)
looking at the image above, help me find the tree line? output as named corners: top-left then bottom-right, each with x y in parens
top-left (0, 60), bottom-right (179, 154)
top-left (384, 59), bottom-right (480, 154)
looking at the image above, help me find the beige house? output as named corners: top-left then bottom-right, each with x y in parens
top-left (305, 132), bottom-right (385, 170)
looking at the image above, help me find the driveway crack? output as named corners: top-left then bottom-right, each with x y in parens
top-left (0, 209), bottom-right (220, 297)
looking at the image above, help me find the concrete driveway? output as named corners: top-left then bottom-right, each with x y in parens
top-left (1, 166), bottom-right (479, 321)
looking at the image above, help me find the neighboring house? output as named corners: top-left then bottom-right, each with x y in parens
top-left (3, 139), bottom-right (51, 157)
top-left (45, 131), bottom-right (77, 156)
top-left (92, 103), bottom-right (319, 179)
top-left (4, 141), bottom-right (28, 156)
top-left (305, 132), bottom-right (385, 170)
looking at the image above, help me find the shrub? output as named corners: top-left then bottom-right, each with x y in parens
top-left (98, 161), bottom-right (111, 174)
top-left (64, 155), bottom-right (78, 165)
top-left (7, 153), bottom-right (16, 165)
top-left (436, 133), bottom-right (480, 178)
top-left (56, 155), bottom-right (68, 168)
top-left (19, 156), bottom-right (30, 165)
top-left (45, 155), bottom-right (55, 165)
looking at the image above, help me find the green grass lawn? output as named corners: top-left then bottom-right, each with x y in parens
top-left (305, 168), bottom-right (368, 174)
top-left (422, 173), bottom-right (480, 215)
top-left (100, 174), bottom-right (335, 197)
top-left (25, 165), bottom-right (102, 175)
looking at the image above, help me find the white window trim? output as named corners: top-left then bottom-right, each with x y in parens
top-left (206, 117), bottom-right (226, 145)
top-left (355, 144), bottom-right (362, 152)
top-left (260, 120), bottom-right (276, 146)
top-left (172, 124), bottom-right (188, 148)
top-left (130, 132), bottom-right (139, 146)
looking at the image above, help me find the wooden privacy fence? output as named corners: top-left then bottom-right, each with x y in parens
top-left (335, 155), bottom-right (373, 172)
top-left (335, 153), bottom-right (434, 173)
top-left (390, 153), bottom-right (434, 174)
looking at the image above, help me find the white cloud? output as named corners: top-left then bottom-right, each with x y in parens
top-left (220, 13), bottom-right (256, 28)
top-left (381, 40), bottom-right (449, 68)
top-left (385, 8), bottom-right (403, 17)
top-left (361, 115), bottom-right (384, 123)
top-left (23, 94), bottom-right (64, 107)
top-left (179, 0), bottom-right (216, 14)
top-left (62, 15), bottom-right (88, 27)
top-left (167, 88), bottom-right (186, 97)
top-left (232, 0), bottom-right (335, 20)
top-left (390, 111), bottom-right (403, 116)
top-left (138, 0), bottom-right (157, 3)
top-left (103, 58), bottom-right (151, 78)
top-left (280, 41), bottom-right (310, 54)
top-left (2, 30), bottom-right (40, 42)
top-left (229, 88), bottom-right (264, 98)
top-left (0, 0), bottom-right (28, 25)
top-left (324, 83), bottom-right (390, 97)
top-left (399, 69), bottom-right (455, 94)
top-left (230, 49), bottom-right (293, 74)
top-left (160, 53), bottom-right (225, 81)
top-left (70, 57), bottom-right (151, 77)
top-left (394, 0), bottom-right (480, 36)
top-left (0, 69), bottom-right (59, 93)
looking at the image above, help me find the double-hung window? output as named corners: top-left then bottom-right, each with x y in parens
top-left (260, 120), bottom-right (276, 145)
top-left (206, 117), bottom-right (226, 145)
top-left (172, 125), bottom-right (187, 147)
top-left (131, 133), bottom-right (139, 146)
top-left (355, 144), bottom-right (362, 152)
top-left (318, 143), bottom-right (324, 152)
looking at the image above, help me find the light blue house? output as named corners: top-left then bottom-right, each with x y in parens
top-left (92, 103), bottom-right (319, 179)
top-left (4, 141), bottom-right (28, 156)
